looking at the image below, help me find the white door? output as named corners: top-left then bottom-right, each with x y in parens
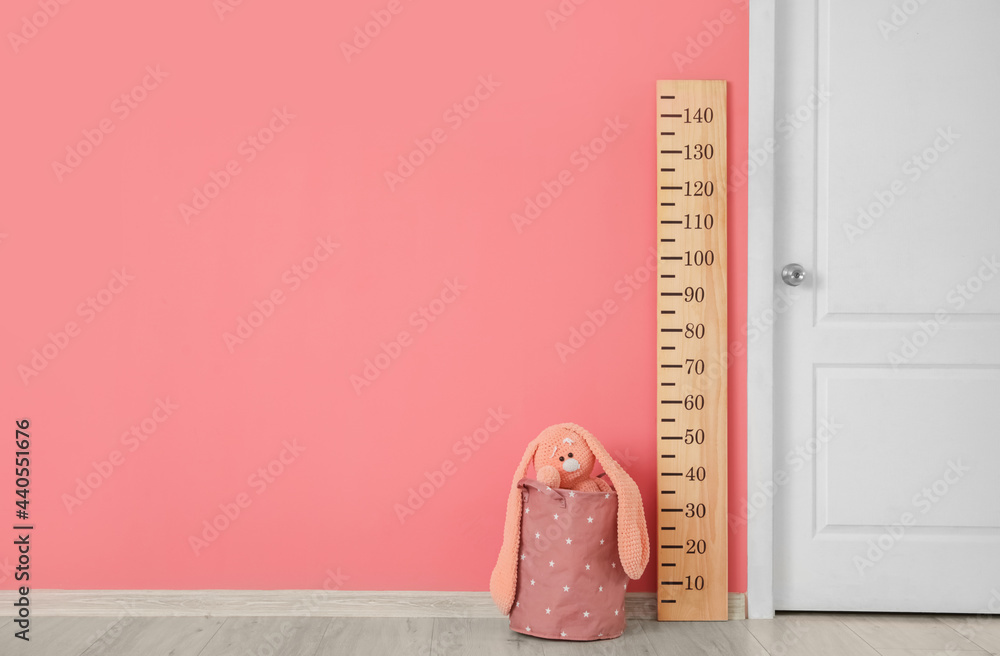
top-left (772, 0), bottom-right (1000, 612)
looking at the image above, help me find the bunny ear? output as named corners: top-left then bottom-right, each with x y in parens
top-left (579, 429), bottom-right (650, 580)
top-left (489, 437), bottom-right (540, 615)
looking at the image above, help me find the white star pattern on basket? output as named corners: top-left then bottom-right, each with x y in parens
top-left (511, 479), bottom-right (633, 640)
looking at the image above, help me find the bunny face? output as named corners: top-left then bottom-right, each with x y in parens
top-left (532, 425), bottom-right (596, 487)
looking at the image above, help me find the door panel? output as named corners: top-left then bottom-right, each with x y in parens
top-left (819, 1), bottom-right (1000, 317)
top-left (773, 0), bottom-right (1000, 611)
top-left (818, 366), bottom-right (1000, 529)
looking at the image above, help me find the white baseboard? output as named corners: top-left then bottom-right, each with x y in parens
top-left (0, 590), bottom-right (745, 621)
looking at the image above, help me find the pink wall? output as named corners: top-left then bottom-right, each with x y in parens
top-left (3, 0), bottom-right (748, 593)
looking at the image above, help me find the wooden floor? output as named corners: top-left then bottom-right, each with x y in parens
top-left (4, 613), bottom-right (1000, 655)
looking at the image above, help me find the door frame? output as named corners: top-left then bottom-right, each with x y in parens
top-left (746, 0), bottom-right (777, 619)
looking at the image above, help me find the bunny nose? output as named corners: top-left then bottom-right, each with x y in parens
top-left (562, 458), bottom-right (580, 473)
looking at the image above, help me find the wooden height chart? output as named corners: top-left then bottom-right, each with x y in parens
top-left (655, 80), bottom-right (728, 621)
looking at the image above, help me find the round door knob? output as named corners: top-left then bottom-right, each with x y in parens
top-left (781, 263), bottom-right (806, 286)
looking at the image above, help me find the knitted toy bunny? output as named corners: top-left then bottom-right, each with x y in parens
top-left (489, 423), bottom-right (650, 615)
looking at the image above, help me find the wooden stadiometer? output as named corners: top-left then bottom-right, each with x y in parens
top-left (655, 80), bottom-right (728, 621)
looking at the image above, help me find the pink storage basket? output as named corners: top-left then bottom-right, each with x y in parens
top-left (508, 478), bottom-right (629, 641)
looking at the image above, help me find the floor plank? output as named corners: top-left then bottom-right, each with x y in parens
top-left (746, 615), bottom-right (881, 656)
top-left (839, 615), bottom-right (980, 652)
top-left (431, 618), bottom-right (545, 655)
top-left (774, 612), bottom-right (869, 623)
top-left (3, 616), bottom-right (123, 656)
top-left (78, 616), bottom-right (225, 656)
top-left (875, 650), bottom-right (990, 656)
top-left (540, 619), bottom-right (657, 656)
top-left (4, 612), bottom-right (992, 656)
top-left (198, 616), bottom-right (331, 656)
top-left (640, 619), bottom-right (769, 656)
top-left (939, 615), bottom-right (1000, 654)
top-left (315, 617), bottom-right (433, 655)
